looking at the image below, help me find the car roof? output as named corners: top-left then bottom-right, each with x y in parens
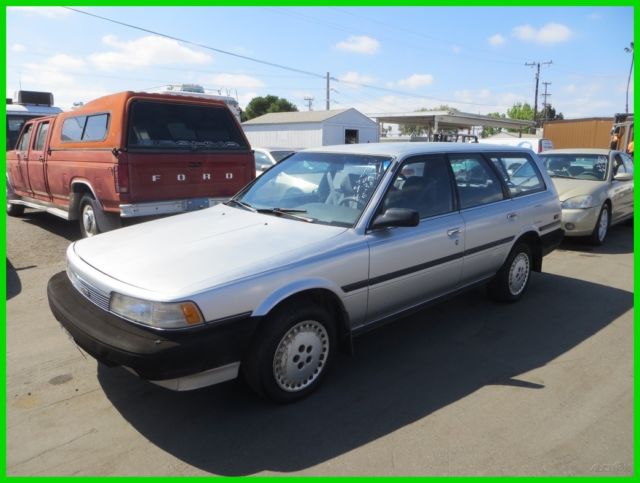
top-left (301, 142), bottom-right (534, 158)
top-left (539, 148), bottom-right (613, 155)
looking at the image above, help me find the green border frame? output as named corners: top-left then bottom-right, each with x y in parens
top-left (1, 1), bottom-right (636, 479)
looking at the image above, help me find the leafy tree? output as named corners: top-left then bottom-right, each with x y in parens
top-left (507, 102), bottom-right (535, 122)
top-left (481, 112), bottom-right (507, 138)
top-left (242, 95), bottom-right (298, 121)
top-left (539, 104), bottom-right (564, 123)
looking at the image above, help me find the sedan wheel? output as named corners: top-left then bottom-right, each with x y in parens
top-left (243, 303), bottom-right (336, 403)
top-left (589, 205), bottom-right (610, 245)
top-left (488, 242), bottom-right (532, 303)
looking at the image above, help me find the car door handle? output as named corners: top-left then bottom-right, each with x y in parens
top-left (38, 156), bottom-right (44, 161)
top-left (507, 213), bottom-right (518, 221)
top-left (447, 228), bottom-right (461, 237)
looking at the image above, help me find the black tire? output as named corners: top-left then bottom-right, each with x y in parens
top-left (488, 242), bottom-right (532, 303)
top-left (242, 302), bottom-right (336, 403)
top-left (6, 202), bottom-right (25, 217)
top-left (78, 194), bottom-right (121, 238)
top-left (588, 204), bottom-right (610, 246)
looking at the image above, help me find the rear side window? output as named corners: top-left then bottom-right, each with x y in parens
top-left (61, 114), bottom-right (109, 142)
top-left (448, 154), bottom-right (504, 209)
top-left (489, 154), bottom-right (546, 197)
top-left (127, 101), bottom-right (249, 150)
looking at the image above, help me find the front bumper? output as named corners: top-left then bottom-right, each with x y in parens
top-left (560, 207), bottom-right (599, 237)
top-left (119, 197), bottom-right (228, 218)
top-left (47, 271), bottom-right (259, 382)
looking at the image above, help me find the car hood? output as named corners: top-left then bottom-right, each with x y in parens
top-left (73, 204), bottom-right (348, 297)
top-left (549, 177), bottom-right (606, 202)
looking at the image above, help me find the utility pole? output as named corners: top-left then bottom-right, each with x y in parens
top-left (326, 72), bottom-right (330, 110)
top-left (304, 96), bottom-right (314, 111)
top-left (525, 60), bottom-right (552, 126)
top-left (541, 82), bottom-right (552, 122)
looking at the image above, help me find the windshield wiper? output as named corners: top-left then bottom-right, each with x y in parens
top-left (225, 199), bottom-right (257, 212)
top-left (257, 208), bottom-right (314, 222)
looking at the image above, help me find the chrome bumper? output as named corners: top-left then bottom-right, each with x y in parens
top-left (119, 197), bottom-right (228, 218)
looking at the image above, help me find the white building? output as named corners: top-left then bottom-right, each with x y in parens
top-left (242, 108), bottom-right (379, 149)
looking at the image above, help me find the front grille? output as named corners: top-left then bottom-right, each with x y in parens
top-left (67, 268), bottom-right (111, 312)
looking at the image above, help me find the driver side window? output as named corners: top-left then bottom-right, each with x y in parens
top-left (382, 155), bottom-right (454, 219)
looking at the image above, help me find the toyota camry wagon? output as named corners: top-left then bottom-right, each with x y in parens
top-left (48, 143), bottom-right (563, 403)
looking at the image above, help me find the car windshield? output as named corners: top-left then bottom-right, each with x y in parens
top-left (538, 154), bottom-right (609, 181)
top-left (232, 152), bottom-right (393, 227)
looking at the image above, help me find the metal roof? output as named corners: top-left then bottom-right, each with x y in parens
top-left (368, 110), bottom-right (535, 130)
top-left (242, 108), bottom-right (357, 125)
top-left (299, 142), bottom-right (538, 158)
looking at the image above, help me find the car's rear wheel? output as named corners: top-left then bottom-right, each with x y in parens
top-left (488, 242), bottom-right (532, 303)
top-left (6, 201), bottom-right (25, 217)
top-left (588, 204), bottom-right (610, 245)
top-left (79, 195), bottom-right (101, 238)
top-left (243, 302), bottom-right (336, 403)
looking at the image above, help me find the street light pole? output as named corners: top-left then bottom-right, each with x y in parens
top-left (625, 42), bottom-right (634, 114)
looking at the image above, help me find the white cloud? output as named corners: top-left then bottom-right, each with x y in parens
top-left (335, 35), bottom-right (380, 55)
top-left (451, 45), bottom-right (462, 54)
top-left (395, 74), bottom-right (434, 89)
top-left (512, 22), bottom-right (572, 45)
top-left (89, 35), bottom-right (212, 70)
top-left (203, 74), bottom-right (264, 90)
top-left (489, 34), bottom-right (506, 47)
top-left (339, 71), bottom-right (376, 87)
top-left (10, 44), bottom-right (26, 53)
top-left (8, 7), bottom-right (70, 18)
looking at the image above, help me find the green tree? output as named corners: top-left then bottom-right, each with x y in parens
top-left (507, 102), bottom-right (535, 122)
top-left (242, 95), bottom-right (298, 121)
top-left (481, 112), bottom-right (507, 138)
top-left (539, 104), bottom-right (564, 123)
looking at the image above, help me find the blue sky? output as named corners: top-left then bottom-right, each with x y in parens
top-left (6, 6), bottom-right (635, 119)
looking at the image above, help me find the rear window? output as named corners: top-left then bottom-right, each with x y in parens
top-left (127, 101), bottom-right (248, 150)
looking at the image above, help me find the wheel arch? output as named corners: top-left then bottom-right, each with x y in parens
top-left (515, 230), bottom-right (543, 272)
top-left (69, 180), bottom-right (99, 220)
top-left (253, 282), bottom-right (352, 354)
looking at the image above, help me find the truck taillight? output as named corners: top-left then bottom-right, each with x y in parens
top-left (114, 163), bottom-right (129, 193)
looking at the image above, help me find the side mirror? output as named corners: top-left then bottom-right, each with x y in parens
top-left (614, 172), bottom-right (633, 181)
top-left (371, 208), bottom-right (420, 229)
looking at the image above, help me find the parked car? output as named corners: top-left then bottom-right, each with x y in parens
top-left (253, 147), bottom-right (297, 176)
top-left (48, 143), bottom-right (563, 403)
top-left (538, 148), bottom-right (634, 245)
top-left (7, 91), bottom-right (255, 237)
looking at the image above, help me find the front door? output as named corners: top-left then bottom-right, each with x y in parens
top-left (26, 120), bottom-right (52, 200)
top-left (363, 155), bottom-right (464, 325)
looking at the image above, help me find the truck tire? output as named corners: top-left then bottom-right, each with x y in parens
top-left (6, 202), bottom-right (25, 217)
top-left (79, 194), bottom-right (121, 238)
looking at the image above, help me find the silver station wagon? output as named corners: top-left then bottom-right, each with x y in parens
top-left (48, 143), bottom-right (563, 403)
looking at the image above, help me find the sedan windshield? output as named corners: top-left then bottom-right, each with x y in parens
top-left (232, 152), bottom-right (393, 227)
top-left (538, 154), bottom-right (609, 181)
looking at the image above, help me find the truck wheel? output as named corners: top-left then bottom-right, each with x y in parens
top-left (488, 242), bottom-right (532, 303)
top-left (243, 303), bottom-right (336, 403)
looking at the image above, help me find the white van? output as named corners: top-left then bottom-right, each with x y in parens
top-left (478, 135), bottom-right (553, 153)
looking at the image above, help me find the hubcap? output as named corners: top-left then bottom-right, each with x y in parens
top-left (598, 209), bottom-right (609, 242)
top-left (508, 252), bottom-right (530, 296)
top-left (273, 320), bottom-right (329, 392)
top-left (82, 205), bottom-right (97, 236)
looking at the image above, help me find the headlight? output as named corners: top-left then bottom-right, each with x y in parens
top-left (561, 195), bottom-right (595, 209)
top-left (110, 293), bottom-right (204, 329)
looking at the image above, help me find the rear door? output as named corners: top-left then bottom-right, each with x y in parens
top-left (124, 99), bottom-right (254, 205)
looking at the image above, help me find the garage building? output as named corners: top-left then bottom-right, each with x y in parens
top-left (241, 108), bottom-right (379, 149)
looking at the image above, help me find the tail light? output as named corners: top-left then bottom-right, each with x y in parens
top-left (114, 162), bottom-right (129, 193)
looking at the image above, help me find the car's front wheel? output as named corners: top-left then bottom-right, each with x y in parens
top-left (243, 302), bottom-right (336, 403)
top-left (488, 242), bottom-right (532, 303)
top-left (588, 204), bottom-right (610, 245)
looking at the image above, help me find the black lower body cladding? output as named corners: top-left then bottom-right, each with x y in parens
top-left (47, 271), bottom-right (259, 381)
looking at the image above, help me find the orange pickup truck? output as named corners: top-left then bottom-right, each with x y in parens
top-left (6, 91), bottom-right (255, 237)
